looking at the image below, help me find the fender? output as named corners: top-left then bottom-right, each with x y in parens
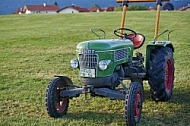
top-left (146, 41), bottom-right (174, 70)
top-left (54, 75), bottom-right (73, 85)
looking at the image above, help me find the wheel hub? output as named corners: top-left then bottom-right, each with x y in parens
top-left (55, 86), bottom-right (68, 114)
top-left (165, 58), bottom-right (174, 94)
top-left (134, 91), bottom-right (141, 120)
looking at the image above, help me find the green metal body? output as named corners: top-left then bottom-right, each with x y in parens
top-left (146, 40), bottom-right (174, 70)
top-left (76, 39), bottom-right (134, 77)
top-left (75, 38), bottom-right (174, 80)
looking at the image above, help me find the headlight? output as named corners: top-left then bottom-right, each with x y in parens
top-left (99, 60), bottom-right (111, 70)
top-left (70, 59), bottom-right (79, 69)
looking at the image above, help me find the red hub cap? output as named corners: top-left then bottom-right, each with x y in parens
top-left (55, 85), bottom-right (67, 113)
top-left (165, 58), bottom-right (174, 94)
top-left (134, 90), bottom-right (141, 121)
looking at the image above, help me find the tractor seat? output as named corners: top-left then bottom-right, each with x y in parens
top-left (126, 33), bottom-right (145, 49)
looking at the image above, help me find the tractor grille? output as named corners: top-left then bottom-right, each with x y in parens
top-left (79, 54), bottom-right (98, 69)
top-left (114, 49), bottom-right (128, 62)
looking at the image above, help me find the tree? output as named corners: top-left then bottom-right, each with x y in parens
top-left (92, 4), bottom-right (101, 9)
top-left (163, 3), bottom-right (174, 10)
top-left (54, 2), bottom-right (58, 6)
top-left (114, 5), bottom-right (123, 11)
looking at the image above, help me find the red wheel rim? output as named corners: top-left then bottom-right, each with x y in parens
top-left (134, 90), bottom-right (141, 121)
top-left (165, 58), bottom-right (174, 94)
top-left (55, 85), bottom-right (68, 114)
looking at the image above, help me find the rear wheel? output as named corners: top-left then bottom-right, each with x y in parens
top-left (125, 82), bottom-right (143, 126)
top-left (45, 78), bottom-right (70, 117)
top-left (148, 47), bottom-right (174, 101)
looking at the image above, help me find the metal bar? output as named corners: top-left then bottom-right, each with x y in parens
top-left (154, 3), bottom-right (161, 40)
top-left (120, 80), bottom-right (128, 93)
top-left (90, 29), bottom-right (106, 39)
top-left (154, 29), bottom-right (168, 41)
top-left (116, 0), bottom-right (169, 3)
top-left (168, 30), bottom-right (173, 41)
top-left (120, 2), bottom-right (128, 38)
top-left (60, 88), bottom-right (83, 98)
top-left (94, 88), bottom-right (125, 100)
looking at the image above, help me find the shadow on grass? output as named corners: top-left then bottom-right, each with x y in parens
top-left (55, 84), bottom-right (190, 126)
top-left (143, 83), bottom-right (190, 104)
top-left (66, 111), bottom-right (125, 125)
top-left (170, 84), bottom-right (190, 104)
top-left (140, 83), bottom-right (190, 125)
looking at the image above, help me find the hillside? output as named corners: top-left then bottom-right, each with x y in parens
top-left (0, 11), bottom-right (190, 126)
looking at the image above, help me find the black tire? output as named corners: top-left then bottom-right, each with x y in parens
top-left (148, 47), bottom-right (174, 101)
top-left (45, 78), bottom-right (70, 118)
top-left (125, 82), bottom-right (143, 126)
top-left (131, 78), bottom-right (144, 102)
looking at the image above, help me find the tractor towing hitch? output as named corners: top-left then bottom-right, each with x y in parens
top-left (60, 80), bottom-right (126, 101)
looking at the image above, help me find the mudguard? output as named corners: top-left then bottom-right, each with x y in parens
top-left (54, 75), bottom-right (73, 85)
top-left (146, 41), bottom-right (174, 70)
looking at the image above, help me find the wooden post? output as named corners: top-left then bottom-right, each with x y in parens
top-left (120, 2), bottom-right (128, 37)
top-left (116, 0), bottom-right (169, 39)
top-left (154, 3), bottom-right (161, 40)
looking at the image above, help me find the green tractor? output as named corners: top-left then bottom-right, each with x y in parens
top-left (45, 0), bottom-right (174, 125)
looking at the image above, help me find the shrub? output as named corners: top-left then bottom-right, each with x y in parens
top-left (128, 5), bottom-right (148, 11)
top-left (114, 5), bottom-right (123, 11)
top-left (114, 5), bottom-right (147, 11)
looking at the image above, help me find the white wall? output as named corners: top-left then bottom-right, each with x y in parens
top-left (25, 10), bottom-right (57, 14)
top-left (40, 11), bottom-right (57, 14)
top-left (25, 10), bottom-right (31, 14)
top-left (58, 8), bottom-right (79, 14)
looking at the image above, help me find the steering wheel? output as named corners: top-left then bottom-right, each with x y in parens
top-left (114, 28), bottom-right (137, 39)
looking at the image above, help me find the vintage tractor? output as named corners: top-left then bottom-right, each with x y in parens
top-left (45, 0), bottom-right (174, 125)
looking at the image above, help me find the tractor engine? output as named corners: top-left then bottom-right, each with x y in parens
top-left (70, 39), bottom-right (134, 88)
top-left (123, 52), bottom-right (146, 78)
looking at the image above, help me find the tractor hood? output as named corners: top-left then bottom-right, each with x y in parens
top-left (76, 39), bottom-right (133, 52)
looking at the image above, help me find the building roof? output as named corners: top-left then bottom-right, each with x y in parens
top-left (179, 4), bottom-right (190, 11)
top-left (89, 8), bottom-right (100, 12)
top-left (58, 5), bottom-right (115, 13)
top-left (102, 6), bottom-right (114, 12)
top-left (24, 4), bottom-right (59, 11)
top-left (58, 5), bottom-right (90, 12)
top-left (13, 8), bottom-right (23, 14)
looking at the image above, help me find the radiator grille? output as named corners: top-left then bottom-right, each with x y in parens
top-left (79, 54), bottom-right (98, 69)
top-left (114, 49), bottom-right (128, 61)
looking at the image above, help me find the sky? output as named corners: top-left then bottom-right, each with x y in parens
top-left (0, 0), bottom-right (117, 14)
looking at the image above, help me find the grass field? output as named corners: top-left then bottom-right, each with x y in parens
top-left (0, 11), bottom-right (190, 126)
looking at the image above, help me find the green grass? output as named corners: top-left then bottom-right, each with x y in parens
top-left (0, 11), bottom-right (190, 126)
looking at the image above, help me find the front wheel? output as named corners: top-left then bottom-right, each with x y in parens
top-left (45, 77), bottom-right (71, 118)
top-left (125, 82), bottom-right (143, 126)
